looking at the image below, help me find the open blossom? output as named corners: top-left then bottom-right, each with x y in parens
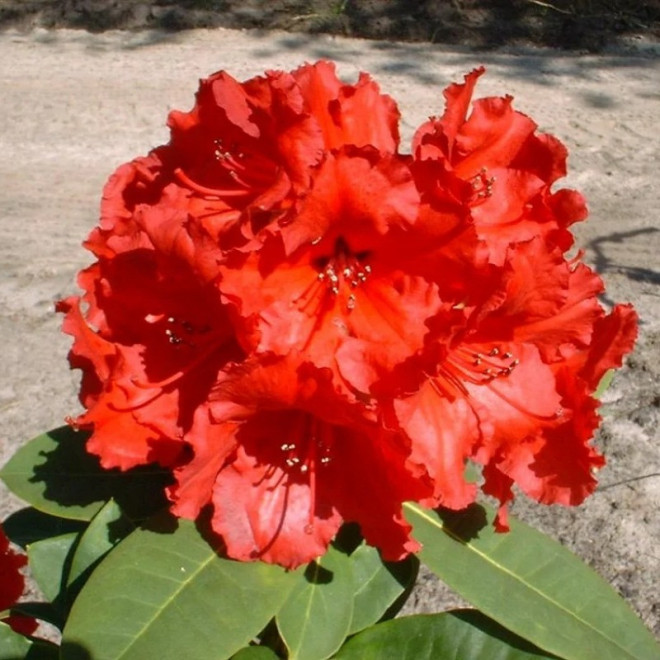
top-left (60, 62), bottom-right (637, 568)
top-left (394, 238), bottom-right (636, 528)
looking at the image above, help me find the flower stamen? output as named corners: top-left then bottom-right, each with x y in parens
top-left (277, 416), bottom-right (335, 535)
top-left (470, 168), bottom-right (495, 205)
top-left (174, 167), bottom-right (252, 198)
top-left (446, 345), bottom-right (519, 386)
top-left (309, 238), bottom-right (372, 312)
top-left (213, 138), bottom-right (278, 186)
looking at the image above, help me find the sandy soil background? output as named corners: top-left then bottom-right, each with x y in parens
top-left (0, 26), bottom-right (658, 638)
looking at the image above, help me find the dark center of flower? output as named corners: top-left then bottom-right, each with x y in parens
top-left (107, 316), bottom-right (229, 413)
top-left (212, 137), bottom-right (278, 188)
top-left (162, 315), bottom-right (210, 347)
top-left (172, 137), bottom-right (278, 200)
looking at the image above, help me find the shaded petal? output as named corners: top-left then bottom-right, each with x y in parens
top-left (0, 526), bottom-right (27, 610)
top-left (208, 353), bottom-right (370, 427)
top-left (135, 185), bottom-right (222, 281)
top-left (511, 131), bottom-right (568, 185)
top-left (323, 426), bottom-right (430, 561)
top-left (0, 526), bottom-right (38, 636)
top-left (481, 462), bottom-right (514, 532)
top-left (81, 383), bottom-right (182, 470)
top-left (87, 150), bottom-right (167, 260)
top-left (169, 409), bottom-right (239, 520)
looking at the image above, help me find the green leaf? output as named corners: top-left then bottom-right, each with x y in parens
top-left (594, 369), bottom-right (614, 399)
top-left (0, 426), bottom-right (170, 522)
top-left (0, 621), bottom-right (31, 659)
top-left (333, 610), bottom-right (558, 659)
top-left (67, 499), bottom-right (135, 587)
top-left (276, 543), bottom-right (355, 660)
top-left (404, 502), bottom-right (660, 660)
top-left (347, 544), bottom-right (418, 635)
top-left (27, 533), bottom-right (79, 603)
top-left (61, 516), bottom-right (298, 660)
top-left (231, 647), bottom-right (280, 659)
top-left (1, 508), bottom-right (86, 548)
top-left (0, 622), bottom-right (59, 660)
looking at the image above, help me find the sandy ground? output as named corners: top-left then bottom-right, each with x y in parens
top-left (0, 27), bottom-right (658, 638)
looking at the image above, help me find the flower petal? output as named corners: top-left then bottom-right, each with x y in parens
top-left (280, 149), bottom-right (418, 256)
top-left (395, 380), bottom-right (479, 509)
top-left (0, 526), bottom-right (38, 635)
top-left (211, 412), bottom-right (342, 569)
top-left (323, 426), bottom-right (430, 561)
top-left (294, 60), bottom-right (400, 152)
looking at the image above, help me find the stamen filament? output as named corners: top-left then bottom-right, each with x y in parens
top-left (221, 155), bottom-right (278, 182)
top-left (305, 418), bottom-right (319, 534)
top-left (132, 336), bottom-right (226, 390)
top-left (174, 168), bottom-right (252, 198)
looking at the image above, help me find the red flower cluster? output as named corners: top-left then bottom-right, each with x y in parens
top-left (59, 63), bottom-right (637, 568)
top-left (0, 525), bottom-right (37, 635)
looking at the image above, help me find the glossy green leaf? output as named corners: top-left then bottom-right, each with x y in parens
top-left (231, 646), bottom-right (280, 659)
top-left (404, 502), bottom-right (660, 660)
top-left (61, 517), bottom-right (298, 660)
top-left (1, 508), bottom-right (86, 549)
top-left (277, 543), bottom-right (354, 660)
top-left (67, 499), bottom-right (135, 587)
top-left (347, 544), bottom-right (418, 635)
top-left (334, 610), bottom-right (557, 659)
top-left (0, 426), bottom-right (170, 522)
top-left (27, 533), bottom-right (78, 603)
top-left (0, 622), bottom-right (59, 660)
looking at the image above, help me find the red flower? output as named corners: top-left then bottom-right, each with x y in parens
top-left (167, 355), bottom-right (430, 568)
top-left (413, 67), bottom-right (587, 265)
top-left (218, 146), bottom-right (472, 396)
top-left (0, 525), bottom-right (37, 636)
top-left (60, 62), bottom-right (637, 568)
top-left (394, 239), bottom-right (637, 528)
top-left (57, 250), bottom-right (242, 470)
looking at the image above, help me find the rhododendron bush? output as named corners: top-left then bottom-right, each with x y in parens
top-left (1, 62), bottom-right (657, 660)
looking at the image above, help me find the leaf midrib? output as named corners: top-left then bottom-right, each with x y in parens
top-left (77, 537), bottom-right (217, 660)
top-left (288, 561), bottom-right (329, 659)
top-left (403, 502), bottom-right (639, 660)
